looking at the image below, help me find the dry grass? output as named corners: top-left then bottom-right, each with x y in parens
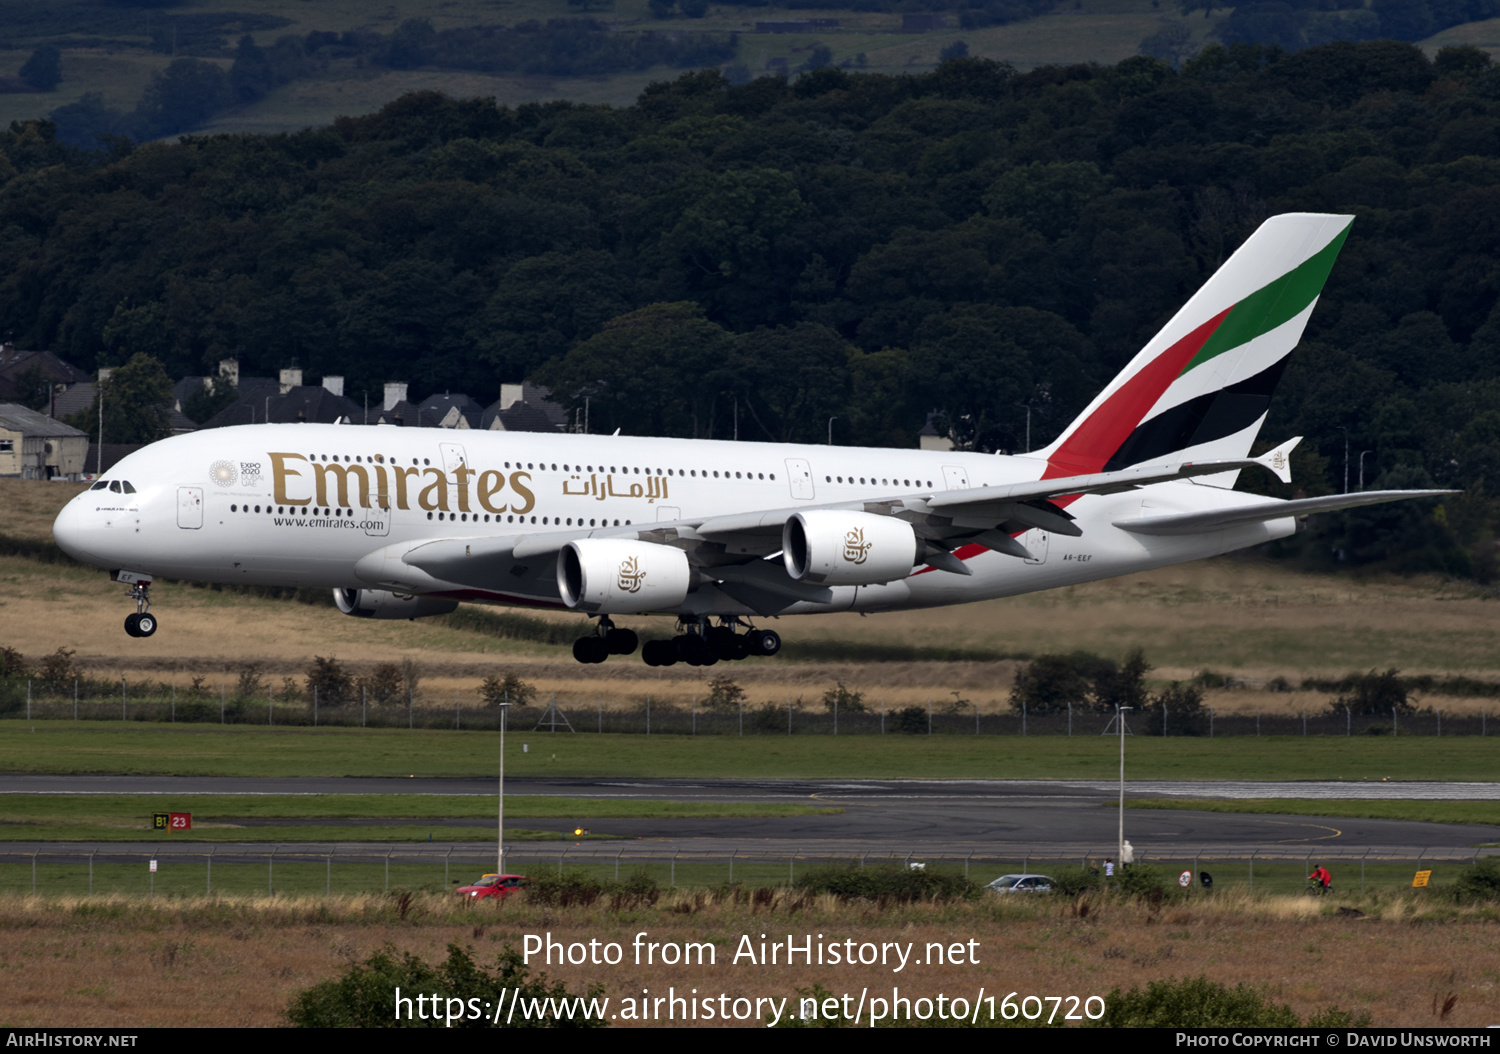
top-left (0, 888), bottom-right (1495, 1027)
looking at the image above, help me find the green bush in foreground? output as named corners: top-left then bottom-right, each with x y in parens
top-left (1092, 976), bottom-right (1369, 1028)
top-left (285, 943), bottom-right (605, 1028)
top-left (1452, 858), bottom-right (1500, 903)
top-left (795, 864), bottom-right (978, 901)
top-left (1049, 864), bottom-right (1177, 901)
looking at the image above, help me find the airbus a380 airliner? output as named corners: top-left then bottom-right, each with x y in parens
top-left (53, 213), bottom-right (1446, 666)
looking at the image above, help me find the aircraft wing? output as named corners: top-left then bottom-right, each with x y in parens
top-left (1112, 489), bottom-right (1455, 536)
top-left (384, 451), bottom-right (1315, 588)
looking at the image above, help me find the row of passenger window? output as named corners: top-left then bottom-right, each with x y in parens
top-left (825, 475), bottom-right (934, 488)
top-left (427, 513), bottom-right (631, 527)
top-left (299, 452), bottom-right (777, 483)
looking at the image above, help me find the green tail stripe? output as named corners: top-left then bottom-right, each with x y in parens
top-left (1181, 223), bottom-right (1351, 375)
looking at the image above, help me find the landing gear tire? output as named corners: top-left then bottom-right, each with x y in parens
top-left (135, 613), bottom-right (157, 637)
top-left (605, 628), bottom-right (638, 655)
top-left (124, 613), bottom-right (141, 637)
top-left (641, 639), bottom-right (677, 667)
top-left (572, 637), bottom-right (608, 664)
top-left (751, 629), bottom-right (781, 657)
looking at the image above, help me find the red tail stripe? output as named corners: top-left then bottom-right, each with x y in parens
top-left (1042, 306), bottom-right (1233, 480)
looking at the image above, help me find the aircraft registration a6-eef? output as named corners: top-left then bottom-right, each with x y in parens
top-left (54, 213), bottom-right (1447, 667)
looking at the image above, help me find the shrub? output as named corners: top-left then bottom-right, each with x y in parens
top-left (820, 680), bottom-right (865, 713)
top-left (1010, 650), bottom-right (1129, 714)
top-left (749, 701), bottom-right (787, 732)
top-left (891, 705), bottom-right (927, 733)
top-left (37, 648), bottom-right (76, 694)
top-left (306, 656), bottom-right (353, 706)
top-left (1332, 668), bottom-right (1412, 715)
top-left (285, 942), bottom-right (604, 1028)
top-left (705, 674), bottom-right (746, 711)
top-left (1094, 647), bottom-right (1151, 713)
top-left (1146, 680), bottom-right (1206, 735)
top-left (1452, 858), bottom-right (1500, 903)
top-left (234, 662), bottom-right (265, 700)
top-left (796, 864), bottom-right (978, 902)
top-left (527, 870), bottom-right (603, 907)
top-left (361, 662), bottom-right (405, 705)
top-left (480, 670), bottom-right (536, 707)
top-left (1093, 976), bottom-right (1301, 1027)
top-left (0, 646), bottom-right (27, 679)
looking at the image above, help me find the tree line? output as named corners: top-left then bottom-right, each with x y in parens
top-left (3, 44), bottom-right (1500, 576)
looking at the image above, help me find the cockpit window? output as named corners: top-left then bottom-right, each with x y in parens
top-left (109, 481), bottom-right (121, 493)
top-left (121, 481), bottom-right (136, 494)
top-left (90, 481), bottom-right (108, 491)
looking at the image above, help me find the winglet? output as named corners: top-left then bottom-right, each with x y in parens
top-left (1254, 436), bottom-right (1301, 485)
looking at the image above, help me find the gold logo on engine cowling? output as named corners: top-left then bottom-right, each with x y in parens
top-left (843, 527), bottom-right (872, 564)
top-left (617, 556), bottom-right (646, 593)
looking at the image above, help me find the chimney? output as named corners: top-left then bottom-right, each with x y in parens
top-left (322, 375), bottom-right (344, 397)
top-left (279, 367), bottom-right (303, 395)
top-left (500, 383), bottom-right (523, 410)
top-left (217, 357), bottom-right (240, 388)
top-left (383, 381), bottom-right (408, 412)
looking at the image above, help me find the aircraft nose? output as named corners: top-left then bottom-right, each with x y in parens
top-left (52, 498), bottom-right (97, 562)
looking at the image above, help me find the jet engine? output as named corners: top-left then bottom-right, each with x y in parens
top-left (334, 588), bottom-right (458, 619)
top-left (783, 510), bottom-right (920, 585)
top-left (557, 539), bottom-right (691, 612)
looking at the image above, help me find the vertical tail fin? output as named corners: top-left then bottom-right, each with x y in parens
top-left (1034, 213), bottom-right (1352, 480)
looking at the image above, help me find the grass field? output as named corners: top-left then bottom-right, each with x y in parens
top-left (0, 793), bottom-right (839, 842)
top-left (0, 887), bottom-right (1492, 1027)
top-left (0, 0), bottom-right (1229, 135)
top-left (1, 721), bottom-right (1498, 780)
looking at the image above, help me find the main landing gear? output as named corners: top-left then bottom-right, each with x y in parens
top-left (640, 617), bottom-right (780, 668)
top-left (571, 616), bottom-right (638, 664)
top-left (123, 579), bottom-right (157, 638)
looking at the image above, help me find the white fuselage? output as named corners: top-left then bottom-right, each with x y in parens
top-left (52, 423), bottom-right (1294, 618)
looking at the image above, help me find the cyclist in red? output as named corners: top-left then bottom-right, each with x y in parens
top-left (1308, 865), bottom-right (1332, 892)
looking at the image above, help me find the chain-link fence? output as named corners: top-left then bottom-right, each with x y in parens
top-left (0, 683), bottom-right (1490, 737)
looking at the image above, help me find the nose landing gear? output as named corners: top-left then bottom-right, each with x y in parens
top-left (122, 578), bottom-right (157, 638)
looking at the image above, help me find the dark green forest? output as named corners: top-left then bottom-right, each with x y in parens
top-left (2, 43), bottom-right (1500, 577)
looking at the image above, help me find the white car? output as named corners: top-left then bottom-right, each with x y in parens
top-left (986, 874), bottom-right (1055, 893)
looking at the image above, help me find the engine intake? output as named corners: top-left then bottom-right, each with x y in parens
top-left (334, 588), bottom-right (458, 619)
top-left (783, 511), bottom-right (919, 585)
top-left (557, 539), bottom-right (691, 613)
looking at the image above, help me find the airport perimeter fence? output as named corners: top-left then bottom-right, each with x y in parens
top-left (0, 845), bottom-right (1492, 899)
top-left (0, 683), bottom-right (1493, 737)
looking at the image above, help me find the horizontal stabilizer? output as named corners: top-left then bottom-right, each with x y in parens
top-left (1113, 489), bottom-right (1454, 536)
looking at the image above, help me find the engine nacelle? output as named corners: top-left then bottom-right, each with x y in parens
top-left (334, 588), bottom-right (458, 619)
top-left (557, 539), bottom-right (691, 612)
top-left (783, 510), bottom-right (919, 585)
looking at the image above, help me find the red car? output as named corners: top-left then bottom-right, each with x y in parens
top-left (456, 873), bottom-right (529, 900)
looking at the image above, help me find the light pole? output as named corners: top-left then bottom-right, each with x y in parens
top-left (827, 416), bottom-right (836, 445)
top-left (1117, 706), bottom-right (1132, 866)
top-left (1014, 402), bottom-right (1032, 453)
top-left (1337, 426), bottom-right (1350, 494)
top-left (497, 695), bottom-right (511, 873)
top-left (1358, 450), bottom-right (1373, 491)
